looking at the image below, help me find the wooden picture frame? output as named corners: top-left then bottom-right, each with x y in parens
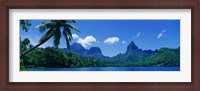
top-left (0, 0), bottom-right (199, 91)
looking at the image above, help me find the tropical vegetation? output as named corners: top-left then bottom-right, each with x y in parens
top-left (20, 38), bottom-right (180, 70)
top-left (20, 20), bottom-right (180, 70)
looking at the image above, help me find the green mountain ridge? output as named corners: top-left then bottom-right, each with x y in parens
top-left (110, 41), bottom-right (158, 63)
top-left (132, 47), bottom-right (180, 66)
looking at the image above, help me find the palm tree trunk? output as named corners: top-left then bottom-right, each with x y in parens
top-left (20, 34), bottom-right (53, 57)
top-left (20, 42), bottom-right (42, 57)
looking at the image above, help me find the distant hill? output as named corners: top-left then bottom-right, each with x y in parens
top-left (61, 42), bottom-right (110, 60)
top-left (60, 41), bottom-right (179, 66)
top-left (69, 43), bottom-right (87, 56)
top-left (133, 47), bottom-right (180, 66)
top-left (111, 41), bottom-right (158, 63)
top-left (61, 41), bottom-right (158, 63)
top-left (86, 47), bottom-right (110, 60)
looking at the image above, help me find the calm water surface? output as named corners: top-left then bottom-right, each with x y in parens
top-left (24, 66), bottom-right (180, 71)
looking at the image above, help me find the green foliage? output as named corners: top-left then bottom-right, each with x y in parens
top-left (22, 47), bottom-right (68, 68)
top-left (20, 59), bottom-right (25, 70)
top-left (20, 38), bottom-right (34, 53)
top-left (64, 52), bottom-right (106, 67)
top-left (20, 39), bottom-right (106, 69)
top-left (111, 50), bottom-right (150, 63)
top-left (20, 42), bottom-right (28, 53)
top-left (20, 20), bottom-right (32, 32)
top-left (22, 38), bottom-right (30, 46)
top-left (20, 40), bottom-right (28, 70)
top-left (132, 47), bottom-right (180, 66)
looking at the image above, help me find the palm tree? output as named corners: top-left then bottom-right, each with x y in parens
top-left (20, 20), bottom-right (79, 57)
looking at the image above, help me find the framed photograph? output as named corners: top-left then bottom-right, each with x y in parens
top-left (1, 0), bottom-right (199, 91)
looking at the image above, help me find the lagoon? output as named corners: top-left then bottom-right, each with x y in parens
top-left (23, 66), bottom-right (180, 71)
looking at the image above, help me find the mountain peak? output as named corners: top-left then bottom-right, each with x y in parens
top-left (130, 41), bottom-right (136, 45)
top-left (69, 42), bottom-right (86, 56)
top-left (126, 41), bottom-right (138, 52)
top-left (87, 47), bottom-right (102, 55)
top-left (70, 42), bottom-right (86, 50)
top-left (65, 42), bottom-right (108, 59)
top-left (71, 42), bottom-right (82, 47)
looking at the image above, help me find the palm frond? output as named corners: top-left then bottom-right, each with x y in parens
top-left (60, 20), bottom-right (67, 24)
top-left (53, 28), bottom-right (61, 48)
top-left (65, 24), bottom-right (80, 32)
top-left (34, 22), bottom-right (53, 33)
top-left (39, 28), bottom-right (55, 43)
top-left (62, 30), bottom-right (71, 50)
top-left (66, 20), bottom-right (76, 23)
top-left (63, 26), bottom-right (72, 37)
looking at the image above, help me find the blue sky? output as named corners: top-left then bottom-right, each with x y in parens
top-left (20, 20), bottom-right (180, 57)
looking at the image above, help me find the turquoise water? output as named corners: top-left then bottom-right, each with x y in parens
top-left (23, 66), bottom-right (180, 71)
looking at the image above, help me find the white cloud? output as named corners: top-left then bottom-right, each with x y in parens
top-left (122, 41), bottom-right (126, 44)
top-left (72, 34), bottom-right (79, 39)
top-left (77, 35), bottom-right (96, 47)
top-left (97, 41), bottom-right (101, 43)
top-left (133, 32), bottom-right (142, 38)
top-left (157, 30), bottom-right (166, 38)
top-left (136, 32), bottom-right (141, 38)
top-left (104, 37), bottom-right (119, 44)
